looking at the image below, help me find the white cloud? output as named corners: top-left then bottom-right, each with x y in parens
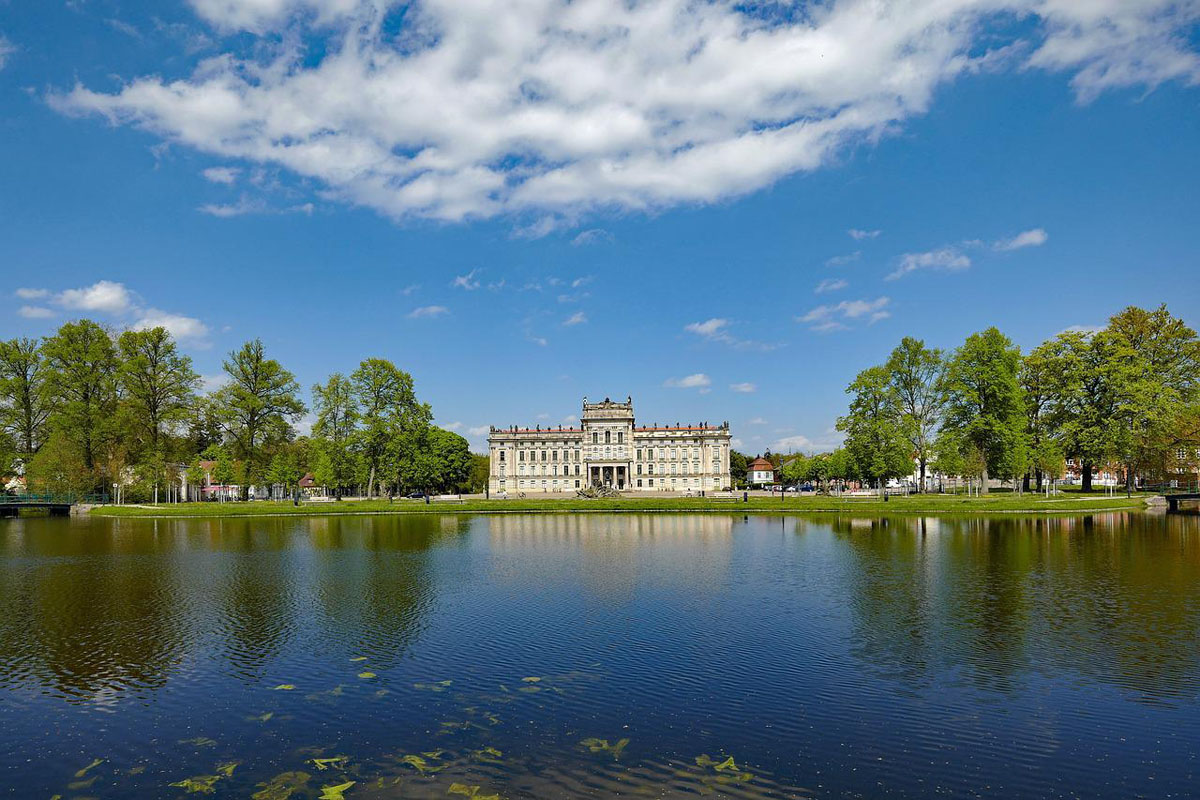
top-left (1059, 324), bottom-right (1104, 335)
top-left (665, 373), bottom-right (712, 390)
top-left (730, 383), bottom-right (757, 393)
top-left (730, 438), bottom-right (745, 449)
top-left (887, 247), bottom-right (971, 280)
top-left (825, 252), bottom-right (861, 267)
top-left (15, 288), bottom-right (49, 299)
top-left (451, 270), bottom-right (481, 291)
top-left (441, 421), bottom-right (463, 431)
top-left (995, 227), bottom-right (1049, 251)
top-left (571, 229), bottom-right (613, 246)
top-left (799, 297), bottom-right (891, 331)
top-left (408, 305), bottom-right (449, 318)
top-left (56, 280), bottom-right (136, 314)
top-left (848, 228), bottom-right (882, 240)
top-left (815, 278), bottom-right (848, 294)
top-left (562, 414), bottom-right (578, 424)
top-left (0, 36), bottom-right (15, 71)
top-left (199, 373), bottom-right (228, 393)
top-left (131, 309), bottom-right (211, 344)
top-left (772, 432), bottom-right (844, 453)
top-left (748, 416), bottom-right (768, 425)
top-left (467, 425), bottom-right (490, 436)
top-left (18, 305), bottom-right (55, 319)
top-left (202, 166), bottom-right (240, 184)
top-left (400, 284), bottom-right (420, 296)
top-left (50, 2), bottom-right (1200, 225)
top-left (685, 318), bottom-right (730, 338)
top-left (684, 317), bottom-right (776, 351)
top-left (198, 196), bottom-right (312, 217)
top-left (563, 311), bottom-right (587, 326)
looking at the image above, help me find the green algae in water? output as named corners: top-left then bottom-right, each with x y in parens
top-left (521, 677), bottom-right (541, 683)
top-left (349, 656), bottom-right (368, 662)
top-left (169, 774), bottom-right (222, 794)
top-left (397, 754), bottom-right (444, 773)
top-left (74, 758), bottom-right (105, 778)
top-left (319, 780), bottom-right (356, 799)
top-left (448, 783), bottom-right (501, 799)
top-left (247, 712), bottom-right (275, 723)
top-left (178, 737), bottom-right (217, 747)
top-left (309, 756), bottom-right (350, 771)
top-left (414, 680), bottom-right (453, 692)
top-left (357, 671), bottom-right (377, 679)
top-left (67, 775), bottom-right (98, 790)
top-left (580, 737), bottom-right (630, 758)
top-left (272, 684), bottom-right (296, 690)
top-left (251, 770), bottom-right (311, 800)
top-left (215, 761), bottom-right (239, 777)
top-left (473, 746), bottom-right (504, 763)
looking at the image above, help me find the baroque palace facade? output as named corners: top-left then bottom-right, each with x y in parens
top-left (488, 397), bottom-right (733, 494)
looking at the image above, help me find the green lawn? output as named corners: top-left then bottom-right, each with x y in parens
top-left (89, 492), bottom-right (1152, 518)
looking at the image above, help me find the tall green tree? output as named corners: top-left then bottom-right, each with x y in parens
top-left (729, 450), bottom-right (749, 487)
top-left (1105, 305), bottom-right (1200, 492)
top-left (943, 328), bottom-right (1027, 494)
top-left (350, 358), bottom-right (426, 496)
top-left (885, 337), bottom-right (946, 491)
top-left (1021, 341), bottom-right (1057, 491)
top-left (311, 373), bottom-right (359, 496)
top-left (0, 338), bottom-right (51, 470)
top-left (42, 320), bottom-right (119, 487)
top-left (837, 365), bottom-right (912, 492)
top-left (116, 327), bottom-right (200, 464)
top-left (214, 339), bottom-right (305, 492)
top-left (1039, 330), bottom-right (1119, 492)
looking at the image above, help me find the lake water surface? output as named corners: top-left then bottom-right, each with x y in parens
top-left (1, 512), bottom-right (1198, 798)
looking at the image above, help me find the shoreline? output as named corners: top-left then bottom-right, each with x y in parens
top-left (84, 495), bottom-right (1154, 519)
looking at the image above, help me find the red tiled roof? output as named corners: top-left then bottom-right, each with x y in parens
top-left (749, 457), bottom-right (775, 470)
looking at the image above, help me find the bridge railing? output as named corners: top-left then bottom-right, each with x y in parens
top-left (0, 493), bottom-right (110, 505)
top-left (1141, 482), bottom-right (1200, 495)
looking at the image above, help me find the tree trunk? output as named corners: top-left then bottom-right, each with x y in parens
top-left (1081, 460), bottom-right (1093, 493)
top-left (918, 458), bottom-right (927, 494)
top-left (1022, 472), bottom-right (1031, 493)
top-left (1035, 469), bottom-right (1044, 492)
top-left (980, 464), bottom-right (989, 495)
top-left (367, 465), bottom-right (377, 498)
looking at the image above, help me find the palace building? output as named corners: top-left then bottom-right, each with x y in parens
top-left (488, 396), bottom-right (733, 494)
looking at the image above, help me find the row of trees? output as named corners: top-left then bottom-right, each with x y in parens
top-left (0, 320), bottom-right (484, 499)
top-left (784, 305), bottom-right (1200, 494)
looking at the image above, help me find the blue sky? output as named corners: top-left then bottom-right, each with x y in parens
top-left (2, 1), bottom-right (1199, 454)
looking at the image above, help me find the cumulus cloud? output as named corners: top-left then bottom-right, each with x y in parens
top-left (571, 229), bottom-right (613, 246)
top-left (18, 280), bottom-right (212, 345)
top-left (848, 228), bottom-right (882, 240)
top-left (48, 2), bottom-right (1200, 226)
top-left (441, 421), bottom-right (463, 431)
top-left (57, 279), bottom-right (136, 314)
top-left (799, 297), bottom-right (891, 332)
top-left (198, 196), bottom-right (313, 217)
top-left (825, 252), bottom-right (861, 267)
top-left (131, 309), bottom-right (211, 343)
top-left (772, 432), bottom-right (844, 453)
top-left (467, 425), bottom-right (490, 436)
top-left (0, 36), bottom-right (15, 71)
top-left (202, 166), bottom-right (240, 184)
top-left (730, 382), bottom-right (757, 393)
top-left (815, 278), bottom-right (848, 294)
top-left (684, 317), bottom-right (776, 351)
top-left (887, 247), bottom-right (971, 280)
top-left (408, 304), bottom-right (449, 318)
top-left (563, 311), bottom-right (587, 326)
top-left (995, 227), bottom-right (1049, 251)
top-left (451, 270), bottom-right (481, 291)
top-left (665, 373), bottom-right (712, 390)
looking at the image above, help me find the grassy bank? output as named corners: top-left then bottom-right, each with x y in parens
top-left (88, 493), bottom-right (1152, 518)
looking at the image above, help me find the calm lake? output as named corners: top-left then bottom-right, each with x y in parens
top-left (1, 512), bottom-right (1198, 798)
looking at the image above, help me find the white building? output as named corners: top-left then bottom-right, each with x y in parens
top-left (488, 396), bottom-right (732, 494)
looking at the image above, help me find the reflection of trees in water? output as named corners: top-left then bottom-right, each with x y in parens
top-left (0, 514), bottom-right (457, 698)
top-left (307, 514), bottom-right (455, 668)
top-left (829, 513), bottom-right (1200, 700)
top-left (0, 517), bottom-right (188, 702)
top-left (483, 513), bottom-right (737, 605)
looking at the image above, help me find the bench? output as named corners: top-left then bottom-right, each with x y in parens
top-left (431, 494), bottom-right (465, 504)
top-left (710, 492), bottom-right (739, 502)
